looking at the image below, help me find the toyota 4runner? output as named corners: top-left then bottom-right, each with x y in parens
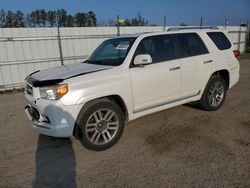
top-left (24, 27), bottom-right (240, 150)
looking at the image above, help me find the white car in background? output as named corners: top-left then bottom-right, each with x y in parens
top-left (24, 27), bottom-right (240, 150)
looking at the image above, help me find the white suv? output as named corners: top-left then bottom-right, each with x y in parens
top-left (24, 28), bottom-right (240, 150)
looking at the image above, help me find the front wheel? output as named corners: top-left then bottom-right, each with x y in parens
top-left (77, 99), bottom-right (125, 151)
top-left (199, 76), bottom-right (227, 111)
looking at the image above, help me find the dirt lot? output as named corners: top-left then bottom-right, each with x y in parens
top-left (1, 59), bottom-right (250, 188)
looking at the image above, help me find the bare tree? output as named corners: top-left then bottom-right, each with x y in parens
top-left (120, 13), bottom-right (148, 26)
top-left (180, 23), bottom-right (188, 26)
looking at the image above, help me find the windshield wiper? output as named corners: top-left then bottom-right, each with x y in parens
top-left (83, 60), bottom-right (89, 63)
top-left (84, 59), bottom-right (111, 66)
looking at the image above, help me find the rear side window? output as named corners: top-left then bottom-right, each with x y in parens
top-left (207, 32), bottom-right (231, 50)
top-left (175, 33), bottom-right (209, 58)
top-left (135, 35), bottom-right (176, 63)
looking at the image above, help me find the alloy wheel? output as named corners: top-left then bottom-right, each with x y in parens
top-left (208, 80), bottom-right (225, 107)
top-left (85, 108), bottom-right (119, 145)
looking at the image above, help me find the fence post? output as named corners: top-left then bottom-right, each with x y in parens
top-left (57, 14), bottom-right (64, 66)
top-left (243, 22), bottom-right (248, 53)
top-left (117, 15), bottom-right (120, 36)
top-left (163, 16), bottom-right (166, 31)
top-left (247, 22), bottom-right (250, 50)
top-left (200, 17), bottom-right (203, 27)
top-left (238, 21), bottom-right (242, 52)
top-left (224, 19), bottom-right (228, 30)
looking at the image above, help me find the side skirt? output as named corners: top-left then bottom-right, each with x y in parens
top-left (129, 94), bottom-right (201, 121)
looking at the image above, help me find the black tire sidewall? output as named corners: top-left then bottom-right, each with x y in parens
top-left (200, 76), bottom-right (227, 111)
top-left (78, 100), bottom-right (125, 151)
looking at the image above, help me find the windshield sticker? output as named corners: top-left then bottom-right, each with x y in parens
top-left (116, 44), bottom-right (129, 50)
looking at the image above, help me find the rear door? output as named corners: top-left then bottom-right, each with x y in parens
top-left (174, 33), bottom-right (212, 98)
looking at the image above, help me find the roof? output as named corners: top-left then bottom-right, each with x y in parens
top-left (115, 26), bottom-right (223, 39)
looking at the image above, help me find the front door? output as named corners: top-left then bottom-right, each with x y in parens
top-left (130, 35), bottom-right (181, 112)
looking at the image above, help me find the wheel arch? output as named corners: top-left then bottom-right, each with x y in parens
top-left (73, 94), bottom-right (128, 139)
top-left (199, 70), bottom-right (229, 111)
top-left (211, 69), bottom-right (230, 89)
top-left (200, 68), bottom-right (230, 95)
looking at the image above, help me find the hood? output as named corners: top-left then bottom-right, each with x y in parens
top-left (26, 63), bottom-right (112, 87)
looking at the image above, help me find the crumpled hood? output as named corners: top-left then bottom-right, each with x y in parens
top-left (26, 63), bottom-right (112, 87)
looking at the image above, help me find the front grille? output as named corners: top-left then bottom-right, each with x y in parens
top-left (25, 83), bottom-right (33, 95)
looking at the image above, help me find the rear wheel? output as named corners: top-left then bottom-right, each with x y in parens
top-left (199, 76), bottom-right (227, 111)
top-left (77, 99), bottom-right (125, 151)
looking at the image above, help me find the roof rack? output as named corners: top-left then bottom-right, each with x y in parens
top-left (167, 26), bottom-right (219, 31)
top-left (134, 32), bottom-right (152, 35)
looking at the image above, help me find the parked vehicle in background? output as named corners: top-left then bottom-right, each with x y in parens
top-left (24, 27), bottom-right (240, 151)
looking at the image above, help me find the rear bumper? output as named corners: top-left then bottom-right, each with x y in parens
top-left (230, 73), bottom-right (239, 89)
top-left (229, 65), bottom-right (240, 89)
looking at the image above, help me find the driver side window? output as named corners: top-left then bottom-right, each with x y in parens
top-left (135, 37), bottom-right (156, 57)
top-left (134, 35), bottom-right (176, 64)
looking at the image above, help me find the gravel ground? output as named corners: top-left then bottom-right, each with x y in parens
top-left (0, 59), bottom-right (250, 188)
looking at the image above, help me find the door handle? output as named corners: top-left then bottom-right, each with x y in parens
top-left (203, 60), bottom-right (213, 64)
top-left (169, 66), bottom-right (180, 71)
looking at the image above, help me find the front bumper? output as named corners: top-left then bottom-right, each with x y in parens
top-left (24, 105), bottom-right (73, 137)
top-left (24, 93), bottom-right (80, 138)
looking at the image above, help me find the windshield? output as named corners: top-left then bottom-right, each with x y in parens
top-left (86, 37), bottom-right (136, 66)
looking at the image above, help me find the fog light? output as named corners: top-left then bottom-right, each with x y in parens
top-left (41, 115), bottom-right (50, 124)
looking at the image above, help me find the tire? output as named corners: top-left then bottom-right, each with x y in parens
top-left (199, 76), bottom-right (227, 111)
top-left (76, 98), bottom-right (125, 151)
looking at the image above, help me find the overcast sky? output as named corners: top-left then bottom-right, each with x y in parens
top-left (0, 0), bottom-right (249, 26)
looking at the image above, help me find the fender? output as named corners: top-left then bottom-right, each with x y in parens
top-left (200, 68), bottom-right (230, 95)
top-left (78, 91), bottom-right (131, 110)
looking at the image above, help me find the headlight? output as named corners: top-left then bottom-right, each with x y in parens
top-left (39, 84), bottom-right (68, 100)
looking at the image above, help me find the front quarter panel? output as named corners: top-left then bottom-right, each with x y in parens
top-left (59, 67), bottom-right (133, 115)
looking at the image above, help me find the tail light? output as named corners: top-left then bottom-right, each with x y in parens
top-left (233, 50), bottom-right (240, 57)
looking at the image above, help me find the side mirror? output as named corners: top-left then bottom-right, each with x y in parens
top-left (134, 54), bottom-right (152, 66)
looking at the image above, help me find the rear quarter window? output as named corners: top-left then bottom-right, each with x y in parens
top-left (175, 33), bottom-right (209, 58)
top-left (207, 32), bottom-right (232, 50)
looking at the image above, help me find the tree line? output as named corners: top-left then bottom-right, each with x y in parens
top-left (107, 13), bottom-right (148, 26)
top-left (0, 9), bottom-right (97, 28)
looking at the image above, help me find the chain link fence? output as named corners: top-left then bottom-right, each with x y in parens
top-left (0, 25), bottom-right (248, 90)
